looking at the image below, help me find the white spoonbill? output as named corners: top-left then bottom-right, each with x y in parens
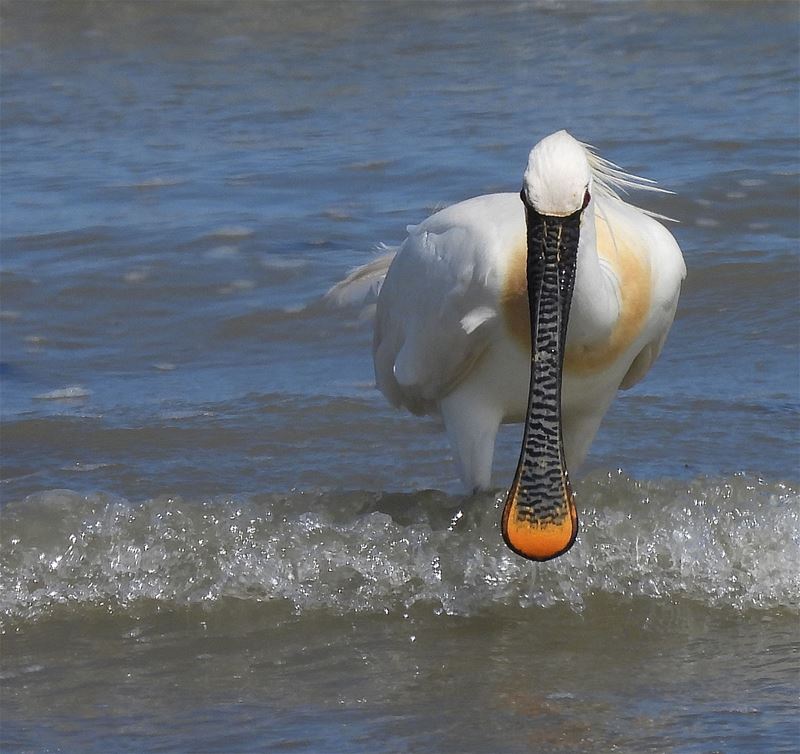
top-left (329, 130), bottom-right (686, 561)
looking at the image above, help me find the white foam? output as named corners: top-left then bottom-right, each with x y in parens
top-left (1, 475), bottom-right (797, 623)
top-left (34, 386), bottom-right (91, 400)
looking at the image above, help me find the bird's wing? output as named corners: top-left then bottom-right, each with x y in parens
top-left (373, 196), bottom-right (518, 415)
top-left (594, 198), bottom-right (686, 391)
top-left (619, 325), bottom-right (673, 390)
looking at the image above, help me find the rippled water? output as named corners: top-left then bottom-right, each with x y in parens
top-left (2, 2), bottom-right (799, 752)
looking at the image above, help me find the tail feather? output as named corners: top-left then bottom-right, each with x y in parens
top-left (325, 247), bottom-right (397, 309)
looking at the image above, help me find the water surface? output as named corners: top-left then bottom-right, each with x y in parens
top-left (2, 2), bottom-right (799, 752)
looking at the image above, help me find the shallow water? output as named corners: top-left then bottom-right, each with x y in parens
top-left (2, 2), bottom-right (799, 752)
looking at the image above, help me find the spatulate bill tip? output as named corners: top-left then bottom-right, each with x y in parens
top-left (501, 492), bottom-right (578, 562)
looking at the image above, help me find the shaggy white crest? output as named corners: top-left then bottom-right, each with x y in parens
top-left (581, 138), bottom-right (675, 221)
top-left (523, 129), bottom-right (674, 220)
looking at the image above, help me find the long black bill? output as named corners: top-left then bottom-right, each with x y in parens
top-left (501, 196), bottom-right (581, 561)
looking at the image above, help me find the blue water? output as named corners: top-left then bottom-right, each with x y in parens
top-left (1, 2), bottom-right (798, 753)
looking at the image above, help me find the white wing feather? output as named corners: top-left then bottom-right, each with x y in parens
top-left (373, 195), bottom-right (520, 415)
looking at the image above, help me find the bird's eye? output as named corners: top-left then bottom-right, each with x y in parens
top-left (581, 189), bottom-right (591, 210)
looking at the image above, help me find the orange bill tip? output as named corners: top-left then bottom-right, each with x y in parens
top-left (501, 490), bottom-right (578, 562)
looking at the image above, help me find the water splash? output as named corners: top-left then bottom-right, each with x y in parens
top-left (1, 473), bottom-right (797, 625)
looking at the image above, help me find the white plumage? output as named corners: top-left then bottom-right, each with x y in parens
top-left (332, 131), bottom-right (686, 495)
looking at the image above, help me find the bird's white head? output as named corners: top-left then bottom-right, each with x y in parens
top-left (522, 130), bottom-right (591, 217)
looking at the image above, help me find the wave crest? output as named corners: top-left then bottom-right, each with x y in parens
top-left (1, 473), bottom-right (797, 624)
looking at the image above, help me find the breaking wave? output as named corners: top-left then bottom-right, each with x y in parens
top-left (2, 473), bottom-right (797, 624)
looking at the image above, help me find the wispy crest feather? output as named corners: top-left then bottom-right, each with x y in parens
top-left (581, 141), bottom-right (676, 222)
